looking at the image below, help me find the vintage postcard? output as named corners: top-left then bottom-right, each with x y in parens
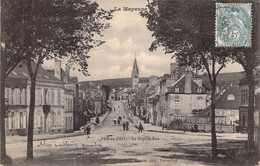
top-left (1, 0), bottom-right (260, 166)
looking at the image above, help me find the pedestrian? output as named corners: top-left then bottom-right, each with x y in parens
top-left (123, 122), bottom-right (126, 130)
top-left (138, 122), bottom-right (143, 133)
top-left (85, 124), bottom-right (91, 138)
top-left (117, 118), bottom-right (120, 125)
top-left (113, 118), bottom-right (117, 124)
top-left (194, 123), bottom-right (198, 132)
top-left (183, 125), bottom-right (187, 133)
top-left (126, 121), bottom-right (129, 130)
top-left (191, 125), bottom-right (195, 132)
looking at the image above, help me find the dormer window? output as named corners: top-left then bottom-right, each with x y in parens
top-left (227, 94), bottom-right (235, 101)
top-left (197, 87), bottom-right (202, 93)
top-left (175, 87), bottom-right (179, 93)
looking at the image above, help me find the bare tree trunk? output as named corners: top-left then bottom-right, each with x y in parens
top-left (0, 45), bottom-right (7, 164)
top-left (211, 82), bottom-right (217, 158)
top-left (27, 74), bottom-right (36, 160)
top-left (246, 69), bottom-right (255, 157)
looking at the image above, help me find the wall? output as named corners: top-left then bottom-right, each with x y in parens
top-left (167, 94), bottom-right (207, 123)
top-left (215, 109), bottom-right (239, 125)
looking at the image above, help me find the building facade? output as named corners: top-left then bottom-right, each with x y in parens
top-left (5, 61), bottom-right (75, 136)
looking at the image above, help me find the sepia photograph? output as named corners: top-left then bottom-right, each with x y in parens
top-left (0, 0), bottom-right (260, 165)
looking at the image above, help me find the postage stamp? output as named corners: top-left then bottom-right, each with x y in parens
top-left (215, 3), bottom-right (252, 47)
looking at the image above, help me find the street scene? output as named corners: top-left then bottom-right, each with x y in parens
top-left (1, 0), bottom-right (260, 166)
top-left (6, 101), bottom-right (248, 166)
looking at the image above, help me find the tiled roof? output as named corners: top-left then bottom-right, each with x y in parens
top-left (146, 86), bottom-right (155, 94)
top-left (195, 86), bottom-right (241, 117)
top-left (202, 72), bottom-right (244, 89)
top-left (214, 86), bottom-right (241, 110)
top-left (167, 75), bottom-right (205, 94)
top-left (9, 62), bottom-right (63, 84)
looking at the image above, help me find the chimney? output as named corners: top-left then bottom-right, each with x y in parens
top-left (195, 68), bottom-right (199, 76)
top-left (65, 64), bottom-right (70, 77)
top-left (54, 60), bottom-right (61, 80)
top-left (184, 71), bottom-right (192, 93)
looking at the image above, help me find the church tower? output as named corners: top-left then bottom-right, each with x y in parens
top-left (131, 55), bottom-right (139, 89)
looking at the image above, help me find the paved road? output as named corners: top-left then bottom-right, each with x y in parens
top-left (7, 101), bottom-right (237, 166)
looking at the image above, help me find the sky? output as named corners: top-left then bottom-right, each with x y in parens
top-left (44, 0), bottom-right (244, 81)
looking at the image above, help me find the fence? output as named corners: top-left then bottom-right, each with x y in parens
top-left (169, 116), bottom-right (236, 133)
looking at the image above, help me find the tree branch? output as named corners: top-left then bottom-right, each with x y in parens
top-left (201, 54), bottom-right (213, 85)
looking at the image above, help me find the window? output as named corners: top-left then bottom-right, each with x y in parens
top-left (11, 112), bottom-right (15, 129)
top-left (20, 112), bottom-right (23, 128)
top-left (227, 94), bottom-right (235, 101)
top-left (9, 88), bottom-right (13, 105)
top-left (51, 90), bottom-right (55, 105)
top-left (20, 89), bottom-right (23, 105)
top-left (57, 110), bottom-right (61, 126)
top-left (13, 89), bottom-right (17, 105)
top-left (11, 88), bottom-right (15, 105)
top-left (197, 87), bottom-right (202, 93)
top-left (39, 90), bottom-right (42, 105)
top-left (57, 90), bottom-right (61, 105)
top-left (241, 89), bottom-right (249, 105)
top-left (5, 88), bottom-right (9, 104)
top-left (175, 87), bottom-right (179, 93)
top-left (173, 99), bottom-right (180, 109)
top-left (65, 98), bottom-right (68, 111)
top-left (197, 98), bottom-right (204, 108)
top-left (44, 89), bottom-right (48, 105)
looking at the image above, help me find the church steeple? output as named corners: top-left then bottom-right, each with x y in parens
top-left (131, 53), bottom-right (139, 89)
top-left (131, 56), bottom-right (139, 78)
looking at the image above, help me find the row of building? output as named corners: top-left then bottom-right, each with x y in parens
top-left (114, 57), bottom-right (259, 134)
top-left (5, 60), bottom-right (108, 136)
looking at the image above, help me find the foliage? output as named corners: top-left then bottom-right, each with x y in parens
top-left (141, 0), bottom-right (234, 158)
top-left (2, 0), bottom-right (113, 75)
top-left (141, 0), bottom-right (233, 74)
top-left (2, 0), bottom-right (113, 160)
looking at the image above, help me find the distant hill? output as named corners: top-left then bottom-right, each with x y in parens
top-left (79, 72), bottom-right (244, 90)
top-left (79, 77), bottom-right (149, 88)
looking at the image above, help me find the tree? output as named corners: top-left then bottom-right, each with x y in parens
top-left (141, 0), bottom-right (232, 158)
top-left (101, 84), bottom-right (111, 100)
top-left (3, 0), bottom-right (112, 160)
top-left (229, 0), bottom-right (260, 158)
top-left (1, 1), bottom-right (37, 163)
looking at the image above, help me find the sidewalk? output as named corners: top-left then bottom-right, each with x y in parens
top-left (125, 108), bottom-right (183, 134)
top-left (124, 107), bottom-right (247, 140)
top-left (6, 111), bottom-right (110, 144)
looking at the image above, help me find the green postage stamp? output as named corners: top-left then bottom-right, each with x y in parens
top-left (216, 3), bottom-right (252, 47)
